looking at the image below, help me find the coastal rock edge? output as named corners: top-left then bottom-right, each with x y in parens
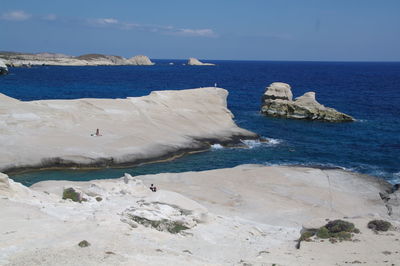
top-left (0, 87), bottom-right (258, 172)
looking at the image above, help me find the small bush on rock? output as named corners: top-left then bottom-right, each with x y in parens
top-left (368, 220), bottom-right (392, 232)
top-left (300, 230), bottom-right (315, 241)
top-left (78, 240), bottom-right (90, 247)
top-left (335, 231), bottom-right (352, 240)
top-left (62, 188), bottom-right (82, 202)
top-left (298, 219), bottom-right (359, 248)
top-left (325, 220), bottom-right (355, 233)
top-left (316, 227), bottom-right (330, 239)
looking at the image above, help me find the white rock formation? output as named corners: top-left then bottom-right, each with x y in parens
top-left (261, 82), bottom-right (355, 122)
top-left (187, 57), bottom-right (215, 66)
top-left (0, 52), bottom-right (154, 66)
top-left (0, 87), bottom-right (257, 172)
top-left (0, 165), bottom-right (399, 265)
top-left (0, 59), bottom-right (8, 75)
top-left (127, 55), bottom-right (154, 65)
top-left (387, 189), bottom-right (400, 220)
top-left (263, 82), bottom-right (293, 101)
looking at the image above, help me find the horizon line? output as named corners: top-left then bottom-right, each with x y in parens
top-left (1, 50), bottom-right (399, 63)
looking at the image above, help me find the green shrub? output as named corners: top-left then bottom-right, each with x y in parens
top-left (62, 188), bottom-right (81, 202)
top-left (325, 220), bottom-right (355, 233)
top-left (333, 231), bottom-right (352, 240)
top-left (368, 220), bottom-right (392, 232)
top-left (316, 220), bottom-right (358, 241)
top-left (300, 230), bottom-right (315, 241)
top-left (78, 240), bottom-right (90, 247)
top-left (316, 227), bottom-right (330, 239)
top-left (297, 219), bottom-right (359, 248)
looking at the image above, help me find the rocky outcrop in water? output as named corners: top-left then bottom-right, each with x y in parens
top-left (187, 57), bottom-right (215, 66)
top-left (128, 55), bottom-right (155, 65)
top-left (0, 51), bottom-right (154, 66)
top-left (0, 59), bottom-right (8, 75)
top-left (261, 82), bottom-right (355, 122)
top-left (0, 87), bottom-right (257, 172)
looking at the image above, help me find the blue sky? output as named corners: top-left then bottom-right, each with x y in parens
top-left (1, 0), bottom-right (399, 61)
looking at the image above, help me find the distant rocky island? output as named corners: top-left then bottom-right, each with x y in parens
top-left (187, 57), bottom-right (215, 66)
top-left (0, 52), bottom-right (154, 67)
top-left (261, 82), bottom-right (355, 122)
top-left (0, 52), bottom-right (220, 68)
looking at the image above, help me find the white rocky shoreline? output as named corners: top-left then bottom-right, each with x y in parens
top-left (1, 85), bottom-right (399, 265)
top-left (0, 87), bottom-right (258, 174)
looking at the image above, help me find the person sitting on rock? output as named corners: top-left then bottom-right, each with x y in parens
top-left (150, 184), bottom-right (157, 192)
top-left (91, 128), bottom-right (102, 137)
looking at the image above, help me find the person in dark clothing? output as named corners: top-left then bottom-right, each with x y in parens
top-left (150, 184), bottom-right (157, 192)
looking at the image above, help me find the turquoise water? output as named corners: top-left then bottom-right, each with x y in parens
top-left (1, 60), bottom-right (400, 186)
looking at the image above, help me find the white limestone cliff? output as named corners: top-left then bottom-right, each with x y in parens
top-left (0, 87), bottom-right (257, 172)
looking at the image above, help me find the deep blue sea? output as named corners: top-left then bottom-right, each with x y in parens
top-left (1, 60), bottom-right (399, 186)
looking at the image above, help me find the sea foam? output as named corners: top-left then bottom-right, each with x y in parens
top-left (211, 144), bottom-right (224, 149)
top-left (240, 138), bottom-right (282, 149)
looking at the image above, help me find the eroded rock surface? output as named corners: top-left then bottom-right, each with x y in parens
top-left (387, 190), bottom-right (400, 220)
top-left (1, 166), bottom-right (400, 265)
top-left (261, 82), bottom-right (355, 122)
